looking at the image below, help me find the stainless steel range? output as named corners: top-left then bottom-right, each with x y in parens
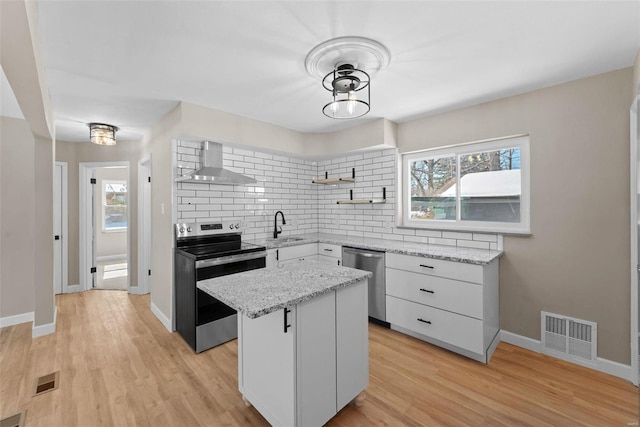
top-left (174, 221), bottom-right (266, 353)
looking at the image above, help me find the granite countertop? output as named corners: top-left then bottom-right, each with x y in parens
top-left (251, 233), bottom-right (503, 265)
top-left (197, 261), bottom-right (372, 319)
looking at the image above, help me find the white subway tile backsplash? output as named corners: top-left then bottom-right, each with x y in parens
top-left (457, 240), bottom-right (491, 250)
top-left (442, 231), bottom-right (473, 240)
top-left (175, 140), bottom-right (499, 248)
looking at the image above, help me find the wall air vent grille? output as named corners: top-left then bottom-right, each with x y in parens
top-left (541, 311), bottom-right (597, 367)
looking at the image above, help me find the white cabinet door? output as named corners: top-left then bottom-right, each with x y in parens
top-left (386, 268), bottom-right (483, 319)
top-left (318, 243), bottom-right (341, 259)
top-left (296, 291), bottom-right (337, 426)
top-left (240, 307), bottom-right (296, 427)
top-left (278, 243), bottom-right (318, 261)
top-left (386, 295), bottom-right (484, 354)
top-left (266, 249), bottom-right (278, 267)
top-left (386, 252), bottom-right (484, 284)
top-left (336, 279), bottom-right (368, 410)
top-left (318, 254), bottom-right (341, 266)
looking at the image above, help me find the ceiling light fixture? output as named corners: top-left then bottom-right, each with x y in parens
top-left (88, 123), bottom-right (118, 146)
top-left (323, 63), bottom-right (370, 119)
top-left (305, 36), bottom-right (390, 121)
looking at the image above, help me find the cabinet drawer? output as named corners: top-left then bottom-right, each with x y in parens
top-left (387, 296), bottom-right (484, 354)
top-left (318, 243), bottom-right (341, 259)
top-left (318, 255), bottom-right (341, 266)
top-left (386, 252), bottom-right (483, 284)
top-left (386, 268), bottom-right (483, 319)
top-left (278, 243), bottom-right (318, 261)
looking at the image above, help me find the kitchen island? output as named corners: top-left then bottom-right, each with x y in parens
top-left (198, 261), bottom-right (372, 427)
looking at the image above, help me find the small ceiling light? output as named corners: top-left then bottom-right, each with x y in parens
top-left (88, 123), bottom-right (118, 145)
top-left (322, 63), bottom-right (370, 119)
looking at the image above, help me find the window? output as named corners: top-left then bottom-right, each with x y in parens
top-left (103, 180), bottom-right (127, 231)
top-left (402, 135), bottom-right (530, 234)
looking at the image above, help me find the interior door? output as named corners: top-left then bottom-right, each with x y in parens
top-left (54, 164), bottom-right (62, 294)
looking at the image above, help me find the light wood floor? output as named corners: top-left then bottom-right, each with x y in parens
top-left (1, 291), bottom-right (637, 426)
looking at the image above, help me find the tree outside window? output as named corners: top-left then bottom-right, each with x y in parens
top-left (103, 180), bottom-right (127, 231)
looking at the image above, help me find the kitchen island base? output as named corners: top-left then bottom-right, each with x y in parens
top-left (238, 278), bottom-right (369, 427)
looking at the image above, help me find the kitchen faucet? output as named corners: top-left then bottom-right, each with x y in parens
top-left (273, 211), bottom-right (286, 238)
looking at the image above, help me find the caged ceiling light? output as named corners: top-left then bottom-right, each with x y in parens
top-left (322, 63), bottom-right (370, 119)
top-left (305, 36), bottom-right (390, 121)
top-left (88, 123), bottom-right (118, 146)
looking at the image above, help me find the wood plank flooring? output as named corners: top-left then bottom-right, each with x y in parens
top-left (1, 291), bottom-right (637, 426)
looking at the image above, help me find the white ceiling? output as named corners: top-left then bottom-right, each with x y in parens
top-left (33, 1), bottom-right (640, 143)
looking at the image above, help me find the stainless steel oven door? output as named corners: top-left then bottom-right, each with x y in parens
top-left (195, 251), bottom-right (266, 326)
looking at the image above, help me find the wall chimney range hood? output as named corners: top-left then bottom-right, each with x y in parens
top-left (176, 141), bottom-right (257, 185)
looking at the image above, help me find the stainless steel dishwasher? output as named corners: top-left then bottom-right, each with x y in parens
top-left (342, 246), bottom-right (387, 324)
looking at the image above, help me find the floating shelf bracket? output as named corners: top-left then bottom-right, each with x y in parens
top-left (312, 168), bottom-right (356, 185)
top-left (336, 187), bottom-right (386, 204)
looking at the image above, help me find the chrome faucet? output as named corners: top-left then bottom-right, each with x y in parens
top-left (274, 211), bottom-right (286, 238)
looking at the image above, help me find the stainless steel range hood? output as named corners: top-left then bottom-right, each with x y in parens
top-left (175, 141), bottom-right (257, 185)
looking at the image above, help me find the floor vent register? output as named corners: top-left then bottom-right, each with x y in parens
top-left (541, 311), bottom-right (597, 367)
top-left (32, 371), bottom-right (59, 397)
top-left (0, 412), bottom-right (25, 427)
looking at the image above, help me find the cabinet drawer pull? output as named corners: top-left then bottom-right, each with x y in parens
top-left (284, 308), bottom-right (291, 333)
top-left (419, 288), bottom-right (435, 294)
top-left (417, 318), bottom-right (432, 325)
top-left (323, 248), bottom-right (333, 252)
top-left (419, 264), bottom-right (434, 269)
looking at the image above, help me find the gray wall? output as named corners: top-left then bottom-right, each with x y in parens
top-left (397, 68), bottom-right (633, 364)
top-left (0, 116), bottom-right (35, 318)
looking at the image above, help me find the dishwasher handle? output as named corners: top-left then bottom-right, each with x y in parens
top-left (342, 247), bottom-right (385, 258)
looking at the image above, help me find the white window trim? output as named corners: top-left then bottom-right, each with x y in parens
top-left (102, 179), bottom-right (128, 232)
top-left (401, 135), bottom-right (530, 235)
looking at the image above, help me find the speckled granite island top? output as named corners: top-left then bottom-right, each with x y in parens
top-left (197, 261), bottom-right (372, 319)
top-left (251, 233), bottom-right (503, 265)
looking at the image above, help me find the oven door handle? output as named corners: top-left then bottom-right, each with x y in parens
top-left (195, 251), bottom-right (267, 268)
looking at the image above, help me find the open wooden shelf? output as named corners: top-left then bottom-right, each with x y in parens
top-left (312, 168), bottom-right (356, 185)
top-left (336, 199), bottom-right (386, 204)
top-left (336, 187), bottom-right (386, 205)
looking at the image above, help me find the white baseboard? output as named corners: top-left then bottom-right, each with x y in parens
top-left (151, 302), bottom-right (172, 332)
top-left (32, 306), bottom-right (57, 338)
top-left (128, 285), bottom-right (148, 295)
top-left (96, 254), bottom-right (127, 262)
top-left (0, 311), bottom-right (34, 328)
top-left (500, 330), bottom-right (632, 383)
top-left (500, 330), bottom-right (541, 353)
top-left (64, 284), bottom-right (83, 293)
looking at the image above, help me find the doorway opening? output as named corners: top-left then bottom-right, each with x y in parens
top-left (79, 161), bottom-right (131, 292)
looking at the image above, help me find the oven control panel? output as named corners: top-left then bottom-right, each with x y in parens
top-left (175, 221), bottom-right (243, 238)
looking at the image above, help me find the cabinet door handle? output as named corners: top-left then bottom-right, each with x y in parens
top-left (419, 264), bottom-right (434, 269)
top-left (284, 308), bottom-right (291, 333)
top-left (419, 288), bottom-right (435, 294)
top-left (276, 249), bottom-right (279, 261)
top-left (417, 318), bottom-right (432, 325)
top-left (323, 248), bottom-right (333, 252)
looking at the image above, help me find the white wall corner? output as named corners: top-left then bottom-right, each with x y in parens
top-left (151, 301), bottom-right (172, 332)
top-left (128, 285), bottom-right (148, 295)
top-left (31, 306), bottom-right (57, 338)
top-left (0, 311), bottom-right (34, 328)
top-left (500, 330), bottom-right (633, 383)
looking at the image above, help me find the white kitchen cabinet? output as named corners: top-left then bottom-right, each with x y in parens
top-left (238, 279), bottom-right (368, 427)
top-left (318, 243), bottom-right (342, 266)
top-left (265, 249), bottom-right (278, 267)
top-left (385, 252), bottom-right (499, 363)
top-left (276, 243), bottom-right (319, 265)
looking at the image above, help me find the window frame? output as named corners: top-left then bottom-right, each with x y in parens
top-left (102, 179), bottom-right (128, 232)
top-left (401, 135), bottom-right (530, 234)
